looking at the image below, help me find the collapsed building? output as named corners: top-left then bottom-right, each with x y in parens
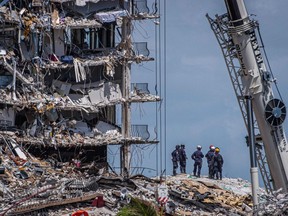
top-left (0, 1), bottom-right (285, 215)
top-left (0, 0), bottom-right (160, 214)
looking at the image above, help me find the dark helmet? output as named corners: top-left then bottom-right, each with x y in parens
top-left (176, 145), bottom-right (180, 149)
top-left (181, 144), bottom-right (185, 148)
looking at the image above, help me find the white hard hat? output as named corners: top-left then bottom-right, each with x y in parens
top-left (211, 146), bottom-right (215, 150)
top-left (197, 145), bottom-right (202, 149)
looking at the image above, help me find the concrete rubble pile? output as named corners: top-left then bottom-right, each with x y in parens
top-left (165, 175), bottom-right (254, 216)
top-left (54, 175), bottom-right (257, 215)
top-left (2, 150), bottom-right (288, 216)
top-left (1, 158), bottom-right (258, 216)
top-left (255, 189), bottom-right (288, 216)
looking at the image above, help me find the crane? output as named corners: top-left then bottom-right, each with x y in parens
top-left (207, 0), bottom-right (288, 193)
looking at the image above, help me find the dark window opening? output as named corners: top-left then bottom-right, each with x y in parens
top-left (64, 25), bottom-right (115, 56)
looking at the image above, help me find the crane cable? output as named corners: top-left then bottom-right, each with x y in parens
top-left (163, 0), bottom-right (167, 178)
top-left (159, 0), bottom-right (167, 179)
top-left (158, 0), bottom-right (163, 179)
top-left (155, 0), bottom-right (167, 180)
top-left (154, 0), bottom-right (159, 177)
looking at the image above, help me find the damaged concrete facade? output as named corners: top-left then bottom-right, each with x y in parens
top-left (0, 0), bottom-right (160, 214)
top-left (0, 0), bottom-right (159, 167)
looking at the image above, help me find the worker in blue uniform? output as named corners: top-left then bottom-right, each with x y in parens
top-left (212, 147), bottom-right (224, 180)
top-left (179, 144), bottom-right (188, 174)
top-left (171, 145), bottom-right (180, 176)
top-left (191, 145), bottom-right (204, 177)
top-left (205, 145), bottom-right (215, 178)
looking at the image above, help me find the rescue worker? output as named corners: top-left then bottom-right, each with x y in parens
top-left (212, 147), bottom-right (224, 180)
top-left (191, 145), bottom-right (204, 177)
top-left (171, 145), bottom-right (180, 176)
top-left (179, 144), bottom-right (188, 174)
top-left (205, 145), bottom-right (215, 178)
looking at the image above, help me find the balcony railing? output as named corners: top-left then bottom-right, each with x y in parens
top-left (132, 42), bottom-right (150, 57)
top-left (133, 0), bottom-right (149, 14)
top-left (131, 83), bottom-right (150, 94)
top-left (131, 124), bottom-right (150, 140)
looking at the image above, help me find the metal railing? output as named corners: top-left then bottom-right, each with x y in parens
top-left (133, 0), bottom-right (149, 14)
top-left (131, 83), bottom-right (150, 94)
top-left (132, 42), bottom-right (150, 57)
top-left (131, 124), bottom-right (150, 140)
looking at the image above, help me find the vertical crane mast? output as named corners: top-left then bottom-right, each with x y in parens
top-left (216, 0), bottom-right (288, 191)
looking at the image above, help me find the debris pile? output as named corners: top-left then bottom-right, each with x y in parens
top-left (165, 175), bottom-right (254, 215)
top-left (256, 189), bottom-right (288, 216)
top-left (0, 141), bottom-right (286, 216)
top-left (2, 169), bottom-right (256, 215)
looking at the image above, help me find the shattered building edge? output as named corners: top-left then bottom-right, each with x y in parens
top-left (0, 0), bottom-right (160, 215)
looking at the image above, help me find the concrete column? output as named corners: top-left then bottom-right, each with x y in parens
top-left (120, 0), bottom-right (132, 177)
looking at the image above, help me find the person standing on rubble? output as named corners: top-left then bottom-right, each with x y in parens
top-left (179, 144), bottom-right (188, 174)
top-left (212, 147), bottom-right (224, 180)
top-left (205, 145), bottom-right (215, 178)
top-left (171, 145), bottom-right (180, 176)
top-left (191, 145), bottom-right (204, 177)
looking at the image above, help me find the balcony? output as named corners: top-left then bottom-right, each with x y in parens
top-left (132, 42), bottom-right (150, 57)
top-left (131, 124), bottom-right (150, 140)
top-left (133, 0), bottom-right (149, 14)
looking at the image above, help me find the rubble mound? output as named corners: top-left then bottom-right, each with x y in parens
top-left (2, 162), bottom-right (288, 216)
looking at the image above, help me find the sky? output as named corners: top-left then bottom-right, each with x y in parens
top-left (109, 0), bottom-right (288, 185)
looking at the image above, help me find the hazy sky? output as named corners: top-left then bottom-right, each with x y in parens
top-left (109, 0), bottom-right (288, 184)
